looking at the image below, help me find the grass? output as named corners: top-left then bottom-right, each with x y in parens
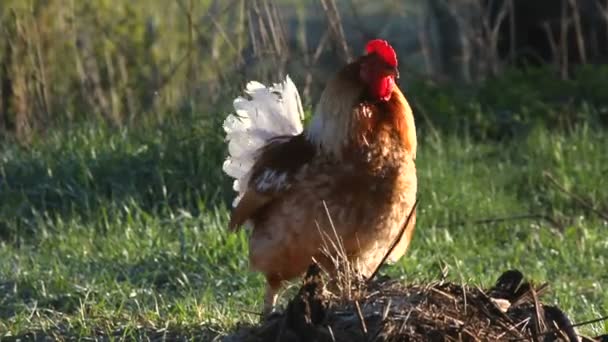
top-left (1, 113), bottom-right (607, 339)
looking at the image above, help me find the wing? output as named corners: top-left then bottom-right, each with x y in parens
top-left (223, 76), bottom-right (305, 207)
top-left (228, 133), bottom-right (315, 230)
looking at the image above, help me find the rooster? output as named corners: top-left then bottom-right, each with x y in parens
top-left (223, 39), bottom-right (417, 315)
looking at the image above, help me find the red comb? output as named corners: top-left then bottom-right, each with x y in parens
top-left (365, 39), bottom-right (397, 67)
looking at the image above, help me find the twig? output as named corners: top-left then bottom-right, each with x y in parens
top-left (382, 298), bottom-right (392, 321)
top-left (32, 18), bottom-right (50, 124)
top-left (494, 318), bottom-right (531, 340)
top-left (570, 314), bottom-right (608, 328)
top-left (597, 0), bottom-right (608, 23)
top-left (303, 28), bottom-right (331, 102)
top-left (354, 300), bottom-right (368, 335)
top-left (530, 286), bottom-right (546, 341)
top-left (568, 0), bottom-right (587, 64)
top-left (544, 171), bottom-right (608, 221)
top-left (327, 325), bottom-right (336, 342)
top-left (248, 0), bottom-right (289, 78)
top-left (175, 0), bottom-right (241, 58)
top-left (543, 21), bottom-right (560, 70)
top-left (438, 261), bottom-right (449, 282)
top-left (510, 282), bottom-right (550, 308)
top-left (239, 308), bottom-right (263, 316)
top-left (475, 286), bottom-right (525, 339)
top-left (462, 284), bottom-right (467, 315)
top-left (319, 0), bottom-right (351, 62)
top-left (481, 0), bottom-right (511, 76)
top-left (434, 213), bottom-right (563, 230)
top-left (560, 0), bottom-right (570, 79)
top-left (368, 198), bottom-right (419, 281)
top-left (509, 312), bottom-right (608, 341)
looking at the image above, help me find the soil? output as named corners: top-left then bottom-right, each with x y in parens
top-left (224, 265), bottom-right (606, 342)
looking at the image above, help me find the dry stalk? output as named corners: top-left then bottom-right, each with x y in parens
top-left (9, 11), bottom-right (33, 142)
top-left (316, 200), bottom-right (364, 303)
top-left (247, 0), bottom-right (289, 79)
top-left (1, 16), bottom-right (15, 132)
top-left (601, 0), bottom-right (608, 43)
top-left (103, 49), bottom-right (120, 125)
top-left (434, 213), bottom-right (564, 231)
top-left (494, 0), bottom-right (513, 73)
top-left (354, 300), bottom-right (368, 335)
top-left (543, 21), bottom-right (560, 71)
top-left (303, 29), bottom-right (331, 102)
top-left (530, 287), bottom-right (547, 341)
top-left (368, 198), bottom-right (419, 282)
top-left (568, 0), bottom-right (587, 64)
top-left (560, 0), bottom-right (570, 80)
top-left (31, 18), bottom-right (50, 124)
top-left (431, 1), bottom-right (455, 78)
top-left (319, 0), bottom-right (351, 63)
top-left (544, 171), bottom-right (608, 221)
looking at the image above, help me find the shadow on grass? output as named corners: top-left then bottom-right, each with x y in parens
top-left (0, 252), bottom-right (257, 341)
top-left (10, 325), bottom-right (222, 341)
top-left (0, 119), bottom-right (233, 241)
top-left (0, 247), bottom-right (256, 318)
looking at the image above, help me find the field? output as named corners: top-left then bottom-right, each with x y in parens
top-left (2, 0), bottom-right (608, 339)
top-left (1, 75), bottom-right (607, 339)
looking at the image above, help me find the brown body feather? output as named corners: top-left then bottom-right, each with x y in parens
top-left (229, 61), bottom-right (417, 313)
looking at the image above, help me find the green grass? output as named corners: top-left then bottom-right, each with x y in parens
top-left (1, 116), bottom-right (607, 339)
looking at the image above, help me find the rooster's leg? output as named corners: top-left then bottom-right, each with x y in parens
top-left (262, 276), bottom-right (280, 318)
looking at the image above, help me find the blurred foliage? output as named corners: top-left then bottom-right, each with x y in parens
top-left (409, 65), bottom-right (608, 140)
top-left (0, 0), bottom-right (607, 144)
top-left (0, 0), bottom-right (250, 141)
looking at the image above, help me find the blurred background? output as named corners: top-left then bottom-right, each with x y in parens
top-left (1, 0), bottom-right (607, 142)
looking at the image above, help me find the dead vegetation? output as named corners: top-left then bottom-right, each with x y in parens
top-left (225, 267), bottom-right (607, 341)
top-left (4, 0), bottom-right (608, 143)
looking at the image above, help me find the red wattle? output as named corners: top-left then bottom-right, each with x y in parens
top-left (373, 76), bottom-right (394, 101)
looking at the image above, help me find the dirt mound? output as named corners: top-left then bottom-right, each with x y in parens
top-left (225, 266), bottom-right (605, 342)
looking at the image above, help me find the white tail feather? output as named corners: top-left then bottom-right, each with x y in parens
top-left (223, 75), bottom-right (304, 207)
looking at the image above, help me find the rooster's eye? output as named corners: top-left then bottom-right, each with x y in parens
top-left (383, 65), bottom-right (399, 79)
